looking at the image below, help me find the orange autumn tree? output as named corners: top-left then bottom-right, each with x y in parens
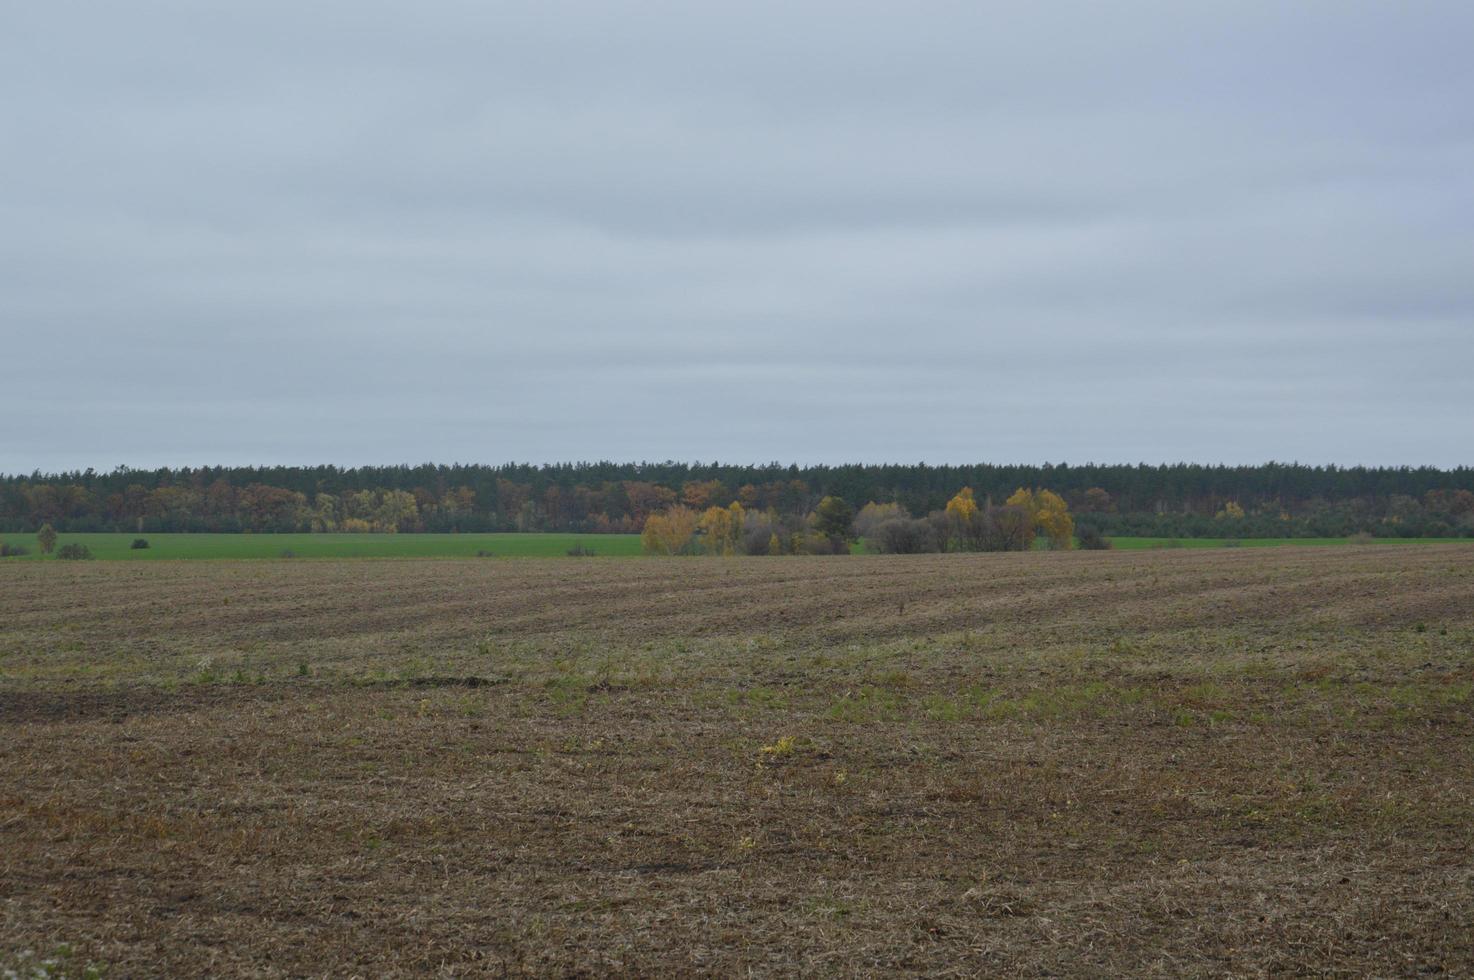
top-left (681, 480), bottom-right (727, 510)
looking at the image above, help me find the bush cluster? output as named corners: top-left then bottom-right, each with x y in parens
top-left (1076, 524), bottom-right (1111, 550)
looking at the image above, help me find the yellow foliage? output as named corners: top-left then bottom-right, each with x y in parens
top-left (1217, 501), bottom-right (1246, 520)
top-left (698, 506), bottom-right (734, 555)
top-left (728, 501), bottom-right (746, 551)
top-left (698, 505), bottom-right (727, 552)
top-left (1002, 487), bottom-right (1074, 549)
top-left (696, 501), bottom-right (748, 555)
top-left (1005, 487), bottom-right (1037, 513)
top-left (1034, 489), bottom-right (1074, 549)
top-left (641, 505), bottom-right (700, 555)
top-left (946, 487), bottom-right (979, 523)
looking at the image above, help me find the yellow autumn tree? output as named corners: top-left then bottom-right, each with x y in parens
top-left (641, 505), bottom-right (699, 555)
top-left (698, 501), bottom-right (745, 555)
top-left (640, 517), bottom-right (663, 554)
top-left (1034, 489), bottom-right (1074, 549)
top-left (947, 487), bottom-right (979, 522)
top-left (727, 501), bottom-right (746, 550)
top-left (1216, 500), bottom-right (1245, 520)
top-left (1005, 487), bottom-right (1036, 515)
top-left (945, 487), bottom-right (979, 550)
top-left (1006, 487), bottom-right (1074, 549)
top-left (698, 506), bottom-right (731, 554)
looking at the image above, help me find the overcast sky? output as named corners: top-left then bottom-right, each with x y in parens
top-left (3, 1), bottom-right (1471, 474)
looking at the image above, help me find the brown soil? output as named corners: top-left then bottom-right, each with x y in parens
top-left (2, 546), bottom-right (1472, 975)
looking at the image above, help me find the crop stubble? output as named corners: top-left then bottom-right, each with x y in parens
top-left (2, 546), bottom-right (1472, 975)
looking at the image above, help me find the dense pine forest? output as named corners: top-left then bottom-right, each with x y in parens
top-left (3, 462), bottom-right (1473, 539)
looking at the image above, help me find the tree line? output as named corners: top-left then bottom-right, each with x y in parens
top-left (640, 488), bottom-right (1082, 555)
top-left (2, 462), bottom-right (1472, 538)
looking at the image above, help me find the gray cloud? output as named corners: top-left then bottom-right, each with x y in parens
top-left (3, 1), bottom-right (1472, 471)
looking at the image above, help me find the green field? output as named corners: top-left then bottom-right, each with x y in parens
top-left (0, 532), bottom-right (643, 560)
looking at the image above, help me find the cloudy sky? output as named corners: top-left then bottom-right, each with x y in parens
top-left (3, 1), bottom-right (1471, 473)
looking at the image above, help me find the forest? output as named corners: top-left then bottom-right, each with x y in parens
top-left (2, 462), bottom-right (1473, 539)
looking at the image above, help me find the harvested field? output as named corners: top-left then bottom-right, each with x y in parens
top-left (3, 546), bottom-right (1473, 976)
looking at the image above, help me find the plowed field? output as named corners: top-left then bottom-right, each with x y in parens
top-left (3, 546), bottom-right (1473, 975)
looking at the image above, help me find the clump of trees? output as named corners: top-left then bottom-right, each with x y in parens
top-left (696, 502), bottom-right (746, 555)
top-left (642, 495), bottom-right (855, 556)
top-left (641, 487), bottom-right (1079, 556)
top-left (1006, 488), bottom-right (1075, 550)
top-left (855, 487), bottom-right (1078, 554)
top-left (311, 489), bottom-right (420, 533)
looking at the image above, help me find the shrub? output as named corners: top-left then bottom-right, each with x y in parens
top-left (131, 538), bottom-right (150, 550)
top-left (741, 511), bottom-right (784, 555)
top-left (854, 502), bottom-right (908, 539)
top-left (1076, 524), bottom-right (1111, 550)
top-left (792, 531), bottom-right (846, 555)
top-left (872, 517), bottom-right (937, 554)
top-left (742, 527), bottom-right (774, 555)
top-left (0, 542), bottom-right (31, 557)
top-left (566, 542), bottom-right (597, 557)
top-left (56, 543), bottom-right (93, 560)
